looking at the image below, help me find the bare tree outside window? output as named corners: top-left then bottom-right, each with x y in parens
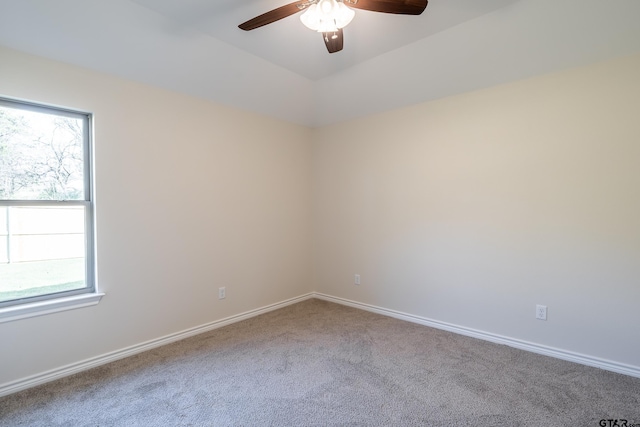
top-left (0, 107), bottom-right (84, 200)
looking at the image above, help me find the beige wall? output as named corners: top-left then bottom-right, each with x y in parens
top-left (2, 45), bottom-right (639, 388)
top-left (0, 46), bottom-right (313, 385)
top-left (312, 54), bottom-right (640, 367)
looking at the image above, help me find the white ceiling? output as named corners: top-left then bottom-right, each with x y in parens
top-left (130, 0), bottom-right (516, 81)
top-left (1, 0), bottom-right (640, 127)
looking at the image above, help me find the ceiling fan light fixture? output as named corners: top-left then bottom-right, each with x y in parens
top-left (300, 0), bottom-right (354, 33)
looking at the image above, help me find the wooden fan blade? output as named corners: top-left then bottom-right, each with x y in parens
top-left (239, 1), bottom-right (308, 31)
top-left (345, 0), bottom-right (427, 15)
top-left (322, 28), bottom-right (344, 53)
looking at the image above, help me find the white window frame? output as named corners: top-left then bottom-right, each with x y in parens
top-left (0, 97), bottom-right (103, 323)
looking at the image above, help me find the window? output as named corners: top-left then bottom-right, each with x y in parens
top-left (0, 97), bottom-right (100, 320)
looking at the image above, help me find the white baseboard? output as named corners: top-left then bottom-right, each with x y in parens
top-left (0, 293), bottom-right (314, 397)
top-left (3, 291), bottom-right (638, 398)
top-left (313, 292), bottom-right (640, 379)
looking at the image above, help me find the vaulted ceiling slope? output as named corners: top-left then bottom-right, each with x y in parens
top-left (1, 0), bottom-right (639, 127)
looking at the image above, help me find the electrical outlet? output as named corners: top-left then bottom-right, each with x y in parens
top-left (354, 274), bottom-right (360, 285)
top-left (218, 287), bottom-right (226, 300)
top-left (536, 304), bottom-right (547, 320)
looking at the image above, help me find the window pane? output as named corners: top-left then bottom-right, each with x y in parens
top-left (10, 206), bottom-right (84, 236)
top-left (0, 205), bottom-right (86, 303)
top-left (0, 207), bottom-right (6, 234)
top-left (0, 97), bottom-right (92, 307)
top-left (0, 236), bottom-right (7, 264)
top-left (0, 199), bottom-right (6, 264)
top-left (0, 105), bottom-right (84, 201)
top-left (0, 259), bottom-right (85, 303)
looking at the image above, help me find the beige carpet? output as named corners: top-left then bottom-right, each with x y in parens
top-left (1, 299), bottom-right (639, 426)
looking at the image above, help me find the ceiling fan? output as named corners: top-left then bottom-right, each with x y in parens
top-left (238, 0), bottom-right (428, 54)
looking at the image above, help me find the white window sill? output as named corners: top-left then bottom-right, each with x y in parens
top-left (0, 292), bottom-right (105, 323)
